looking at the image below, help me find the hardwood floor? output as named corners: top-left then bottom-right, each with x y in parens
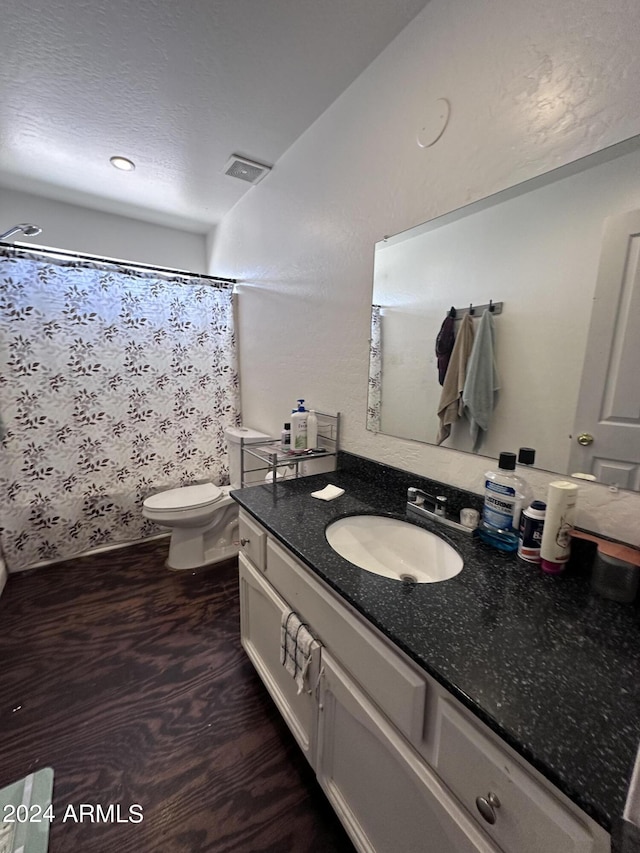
top-left (0, 539), bottom-right (356, 853)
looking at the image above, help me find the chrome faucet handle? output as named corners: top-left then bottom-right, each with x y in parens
top-left (407, 487), bottom-right (430, 506)
top-left (434, 495), bottom-right (447, 517)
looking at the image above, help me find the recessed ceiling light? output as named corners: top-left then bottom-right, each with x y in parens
top-left (110, 156), bottom-right (135, 171)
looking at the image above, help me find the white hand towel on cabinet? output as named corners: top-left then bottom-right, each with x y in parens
top-left (280, 610), bottom-right (321, 695)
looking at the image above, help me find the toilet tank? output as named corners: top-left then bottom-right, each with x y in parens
top-left (225, 426), bottom-right (272, 490)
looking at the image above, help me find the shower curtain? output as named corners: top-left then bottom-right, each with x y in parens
top-left (0, 248), bottom-right (240, 571)
top-left (366, 305), bottom-right (382, 432)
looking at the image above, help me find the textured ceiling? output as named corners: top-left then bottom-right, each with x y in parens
top-left (0, 0), bottom-right (429, 232)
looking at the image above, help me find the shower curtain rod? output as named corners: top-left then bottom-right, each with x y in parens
top-left (0, 241), bottom-right (236, 287)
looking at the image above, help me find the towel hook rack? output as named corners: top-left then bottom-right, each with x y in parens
top-left (451, 300), bottom-right (504, 320)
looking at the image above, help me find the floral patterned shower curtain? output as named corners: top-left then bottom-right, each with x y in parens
top-left (366, 305), bottom-right (382, 432)
top-left (0, 248), bottom-right (240, 571)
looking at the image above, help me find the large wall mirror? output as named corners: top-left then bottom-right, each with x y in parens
top-left (368, 136), bottom-right (640, 492)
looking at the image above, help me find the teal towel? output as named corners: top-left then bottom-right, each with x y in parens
top-left (462, 308), bottom-right (500, 451)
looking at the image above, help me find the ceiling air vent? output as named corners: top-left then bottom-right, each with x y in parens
top-left (223, 155), bottom-right (271, 185)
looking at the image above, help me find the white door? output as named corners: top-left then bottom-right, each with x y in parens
top-left (315, 651), bottom-right (500, 853)
top-left (569, 209), bottom-right (640, 489)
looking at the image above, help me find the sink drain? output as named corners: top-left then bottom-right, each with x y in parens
top-left (399, 573), bottom-right (418, 584)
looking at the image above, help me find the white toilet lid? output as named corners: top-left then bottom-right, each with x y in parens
top-left (144, 482), bottom-right (223, 511)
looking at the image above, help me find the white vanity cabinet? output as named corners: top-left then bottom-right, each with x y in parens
top-left (317, 650), bottom-right (500, 853)
top-left (237, 510), bottom-right (611, 853)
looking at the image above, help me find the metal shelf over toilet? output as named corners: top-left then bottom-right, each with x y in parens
top-left (239, 411), bottom-right (340, 489)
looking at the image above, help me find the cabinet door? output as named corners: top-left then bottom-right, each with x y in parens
top-left (316, 651), bottom-right (500, 853)
top-left (435, 700), bottom-right (603, 853)
top-left (238, 553), bottom-right (319, 766)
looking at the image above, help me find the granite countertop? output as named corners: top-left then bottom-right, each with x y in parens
top-left (231, 462), bottom-right (640, 833)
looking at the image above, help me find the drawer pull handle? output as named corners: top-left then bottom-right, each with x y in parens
top-left (240, 538), bottom-right (250, 546)
top-left (475, 792), bottom-right (501, 824)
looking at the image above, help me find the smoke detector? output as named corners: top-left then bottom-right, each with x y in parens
top-left (223, 155), bottom-right (271, 185)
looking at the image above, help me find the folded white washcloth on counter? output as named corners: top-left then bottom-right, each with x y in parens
top-left (311, 484), bottom-right (345, 501)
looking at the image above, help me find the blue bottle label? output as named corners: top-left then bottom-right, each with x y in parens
top-left (483, 480), bottom-right (516, 530)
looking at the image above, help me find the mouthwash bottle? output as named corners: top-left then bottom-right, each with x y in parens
top-left (478, 452), bottom-right (529, 552)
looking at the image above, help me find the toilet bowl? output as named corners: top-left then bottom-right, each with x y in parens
top-left (143, 482), bottom-right (238, 570)
top-left (142, 426), bottom-right (270, 570)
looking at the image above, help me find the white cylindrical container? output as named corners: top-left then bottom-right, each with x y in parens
top-left (540, 480), bottom-right (578, 573)
top-left (306, 410), bottom-right (318, 449)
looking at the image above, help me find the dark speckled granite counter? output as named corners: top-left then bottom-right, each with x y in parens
top-left (231, 453), bottom-right (640, 834)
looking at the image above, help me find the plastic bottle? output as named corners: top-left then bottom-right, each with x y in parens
top-left (306, 410), bottom-right (318, 450)
top-left (478, 452), bottom-right (528, 552)
top-left (280, 422), bottom-right (291, 451)
top-left (516, 447), bottom-right (535, 508)
top-left (290, 400), bottom-right (308, 452)
top-left (517, 501), bottom-right (546, 563)
top-left (540, 480), bottom-right (578, 573)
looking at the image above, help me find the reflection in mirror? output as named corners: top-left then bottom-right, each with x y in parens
top-left (368, 136), bottom-right (640, 492)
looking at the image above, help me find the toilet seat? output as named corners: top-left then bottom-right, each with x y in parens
top-left (143, 482), bottom-right (223, 513)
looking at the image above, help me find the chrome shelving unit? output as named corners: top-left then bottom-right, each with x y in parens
top-left (239, 410), bottom-right (340, 489)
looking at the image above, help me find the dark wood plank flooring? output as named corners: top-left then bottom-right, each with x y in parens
top-left (0, 539), bottom-right (356, 853)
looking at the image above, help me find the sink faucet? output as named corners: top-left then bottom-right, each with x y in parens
top-left (407, 487), bottom-right (447, 517)
top-left (407, 487), bottom-right (477, 536)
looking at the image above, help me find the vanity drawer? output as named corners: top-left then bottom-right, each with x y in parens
top-left (238, 510), bottom-right (266, 572)
top-left (435, 700), bottom-right (598, 853)
top-left (266, 538), bottom-right (427, 746)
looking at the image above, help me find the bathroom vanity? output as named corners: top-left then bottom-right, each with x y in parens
top-left (232, 458), bottom-right (640, 853)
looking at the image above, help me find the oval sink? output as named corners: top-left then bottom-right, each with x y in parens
top-left (325, 515), bottom-right (463, 583)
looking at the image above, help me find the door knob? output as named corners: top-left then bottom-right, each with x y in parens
top-left (475, 792), bottom-right (501, 824)
top-left (577, 433), bottom-right (594, 446)
top-left (240, 538), bottom-right (250, 546)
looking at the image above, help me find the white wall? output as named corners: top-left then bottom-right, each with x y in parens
top-left (1, 188), bottom-right (207, 271)
top-left (209, 0), bottom-right (640, 543)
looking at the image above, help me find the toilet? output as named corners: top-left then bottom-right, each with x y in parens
top-left (142, 426), bottom-right (271, 570)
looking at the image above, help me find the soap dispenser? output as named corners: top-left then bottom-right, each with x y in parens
top-left (290, 400), bottom-right (308, 452)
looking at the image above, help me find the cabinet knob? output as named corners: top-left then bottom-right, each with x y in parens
top-left (240, 538), bottom-right (250, 547)
top-left (475, 792), bottom-right (501, 824)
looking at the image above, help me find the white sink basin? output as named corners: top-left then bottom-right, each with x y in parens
top-left (325, 515), bottom-right (463, 583)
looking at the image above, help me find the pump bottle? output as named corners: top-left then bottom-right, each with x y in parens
top-left (290, 400), bottom-right (308, 452)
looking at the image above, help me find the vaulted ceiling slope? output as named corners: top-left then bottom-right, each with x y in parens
top-left (0, 0), bottom-right (429, 232)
